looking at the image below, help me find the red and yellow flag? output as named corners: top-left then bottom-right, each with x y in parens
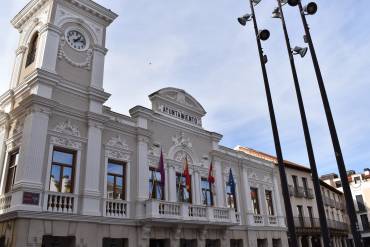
top-left (183, 157), bottom-right (191, 193)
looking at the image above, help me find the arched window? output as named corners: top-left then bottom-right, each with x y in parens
top-left (25, 32), bottom-right (39, 67)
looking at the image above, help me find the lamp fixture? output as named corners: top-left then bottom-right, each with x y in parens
top-left (292, 46), bottom-right (308, 57)
top-left (237, 14), bottom-right (253, 26)
top-left (304, 2), bottom-right (318, 15)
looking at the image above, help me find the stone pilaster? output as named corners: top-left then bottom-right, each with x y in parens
top-left (214, 158), bottom-right (225, 207)
top-left (12, 106), bottom-right (50, 211)
top-left (168, 162), bottom-right (177, 202)
top-left (81, 120), bottom-right (103, 216)
top-left (10, 46), bottom-right (27, 89)
top-left (90, 46), bottom-right (107, 90)
top-left (36, 24), bottom-right (61, 73)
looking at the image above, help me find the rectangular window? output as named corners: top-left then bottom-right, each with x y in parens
top-left (230, 240), bottom-right (243, 247)
top-left (49, 149), bottom-right (75, 193)
top-left (201, 178), bottom-right (213, 206)
top-left (42, 235), bottom-right (75, 247)
top-left (361, 214), bottom-right (370, 231)
top-left (149, 167), bottom-right (164, 200)
top-left (308, 206), bottom-right (314, 226)
top-left (226, 182), bottom-right (237, 210)
top-left (297, 205), bottom-right (304, 218)
top-left (356, 195), bottom-right (366, 212)
top-left (250, 187), bottom-right (260, 214)
top-left (292, 175), bottom-right (298, 188)
top-left (176, 173), bottom-right (192, 203)
top-left (4, 150), bottom-right (19, 193)
top-left (103, 238), bottom-right (128, 247)
top-left (302, 177), bottom-right (308, 194)
top-left (265, 190), bottom-right (274, 215)
top-left (107, 160), bottom-right (126, 200)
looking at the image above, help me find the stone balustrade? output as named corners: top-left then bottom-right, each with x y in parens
top-left (43, 192), bottom-right (77, 214)
top-left (144, 199), bottom-right (238, 225)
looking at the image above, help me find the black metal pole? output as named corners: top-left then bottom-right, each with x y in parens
top-left (248, 1), bottom-right (298, 246)
top-left (296, 1), bottom-right (362, 246)
top-left (275, 1), bottom-right (331, 246)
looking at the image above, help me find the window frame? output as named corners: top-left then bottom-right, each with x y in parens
top-left (226, 182), bottom-right (237, 210)
top-left (265, 190), bottom-right (274, 216)
top-left (107, 159), bottom-right (126, 200)
top-left (4, 149), bottom-right (20, 194)
top-left (25, 32), bottom-right (39, 67)
top-left (250, 187), bottom-right (260, 215)
top-left (49, 147), bottom-right (76, 193)
top-left (201, 177), bottom-right (213, 206)
top-left (149, 167), bottom-right (164, 200)
top-left (176, 172), bottom-right (192, 203)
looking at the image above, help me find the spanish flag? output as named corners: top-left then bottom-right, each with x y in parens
top-left (183, 157), bottom-right (191, 193)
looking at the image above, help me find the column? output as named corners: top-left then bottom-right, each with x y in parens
top-left (9, 46), bottom-right (27, 89)
top-left (193, 169), bottom-right (201, 205)
top-left (214, 158), bottom-right (225, 207)
top-left (267, 237), bottom-right (272, 247)
top-left (36, 24), bottom-right (61, 73)
top-left (307, 236), bottom-right (312, 247)
top-left (90, 46), bottom-right (107, 89)
top-left (81, 120), bottom-right (103, 216)
top-left (12, 106), bottom-right (50, 210)
top-left (0, 119), bottom-right (9, 190)
top-left (240, 165), bottom-right (253, 224)
top-left (136, 134), bottom-right (149, 200)
top-left (168, 163), bottom-right (177, 202)
top-left (298, 237), bottom-right (302, 247)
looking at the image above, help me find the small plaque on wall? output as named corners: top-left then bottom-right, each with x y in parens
top-left (22, 192), bottom-right (40, 205)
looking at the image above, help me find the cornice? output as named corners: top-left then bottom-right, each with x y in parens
top-left (129, 105), bottom-right (154, 119)
top-left (11, 0), bottom-right (49, 30)
top-left (87, 86), bottom-right (111, 103)
top-left (64, 0), bottom-right (118, 24)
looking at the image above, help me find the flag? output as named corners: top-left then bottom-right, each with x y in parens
top-left (208, 162), bottom-right (215, 184)
top-left (158, 149), bottom-right (165, 187)
top-left (183, 157), bottom-right (191, 193)
top-left (228, 168), bottom-right (236, 195)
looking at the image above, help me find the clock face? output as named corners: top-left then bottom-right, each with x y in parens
top-left (66, 30), bottom-right (87, 51)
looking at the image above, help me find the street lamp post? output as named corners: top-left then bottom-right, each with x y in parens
top-left (238, 1), bottom-right (298, 246)
top-left (293, 1), bottom-right (363, 246)
top-left (273, 1), bottom-right (331, 246)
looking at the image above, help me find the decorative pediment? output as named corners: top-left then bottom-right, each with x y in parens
top-left (50, 136), bottom-right (82, 150)
top-left (53, 120), bottom-right (81, 137)
top-left (149, 87), bottom-right (206, 127)
top-left (106, 135), bottom-right (129, 150)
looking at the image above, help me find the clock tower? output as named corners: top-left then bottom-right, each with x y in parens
top-left (6, 0), bottom-right (117, 113)
top-left (0, 0), bottom-right (117, 215)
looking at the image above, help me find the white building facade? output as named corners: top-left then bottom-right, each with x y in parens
top-left (0, 1), bottom-right (289, 246)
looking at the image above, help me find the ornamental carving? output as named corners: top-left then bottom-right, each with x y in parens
top-left (106, 135), bottom-right (129, 150)
top-left (58, 36), bottom-right (93, 70)
top-left (172, 132), bottom-right (192, 149)
top-left (53, 120), bottom-right (81, 137)
top-left (105, 150), bottom-right (130, 161)
top-left (174, 150), bottom-right (193, 164)
top-left (50, 136), bottom-right (82, 150)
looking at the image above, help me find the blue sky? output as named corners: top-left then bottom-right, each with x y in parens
top-left (1, 0), bottom-right (369, 175)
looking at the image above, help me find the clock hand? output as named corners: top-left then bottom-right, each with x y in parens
top-left (73, 36), bottom-right (81, 42)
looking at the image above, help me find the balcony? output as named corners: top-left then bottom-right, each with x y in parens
top-left (247, 213), bottom-right (283, 227)
top-left (305, 188), bottom-right (315, 199)
top-left (43, 192), bottom-right (77, 214)
top-left (144, 200), bottom-right (238, 225)
top-left (289, 185), bottom-right (305, 198)
top-left (0, 193), bottom-right (12, 213)
top-left (294, 217), bottom-right (349, 231)
top-left (104, 199), bottom-right (128, 218)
